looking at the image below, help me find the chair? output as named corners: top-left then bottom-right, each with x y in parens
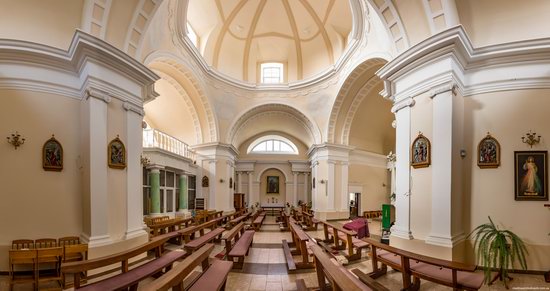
top-left (9, 249), bottom-right (37, 291)
top-left (12, 239), bottom-right (34, 250)
top-left (36, 247), bottom-right (63, 290)
top-left (62, 244), bottom-right (88, 288)
top-left (58, 236), bottom-right (80, 247)
top-left (35, 238), bottom-right (57, 248)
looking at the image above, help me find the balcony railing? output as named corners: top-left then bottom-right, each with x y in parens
top-left (143, 128), bottom-right (196, 161)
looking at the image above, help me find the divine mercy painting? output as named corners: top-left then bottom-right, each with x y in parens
top-left (514, 151), bottom-right (548, 201)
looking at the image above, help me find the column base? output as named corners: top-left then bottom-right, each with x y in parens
top-left (425, 232), bottom-right (465, 247)
top-left (81, 233), bottom-right (112, 248)
top-left (390, 225), bottom-right (414, 240)
top-left (314, 210), bottom-right (349, 220)
top-left (124, 228), bottom-right (148, 240)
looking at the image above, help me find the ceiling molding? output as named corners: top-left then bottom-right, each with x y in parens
top-left (243, 0), bottom-right (268, 82)
top-left (212, 0), bottom-right (247, 68)
top-left (123, 0), bottom-right (163, 58)
top-left (298, 0), bottom-right (334, 64)
top-left (282, 0), bottom-right (303, 80)
top-left (80, 0), bottom-right (113, 39)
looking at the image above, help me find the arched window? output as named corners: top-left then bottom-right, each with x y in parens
top-left (260, 63), bottom-right (284, 84)
top-left (247, 135), bottom-right (298, 154)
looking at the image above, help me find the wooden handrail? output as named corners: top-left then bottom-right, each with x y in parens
top-left (308, 243), bottom-right (373, 291)
top-left (61, 235), bottom-right (170, 274)
top-left (324, 221), bottom-right (357, 236)
top-left (363, 238), bottom-right (476, 272)
top-left (141, 244), bottom-right (214, 291)
top-left (222, 222), bottom-right (244, 241)
top-left (289, 221), bottom-right (309, 241)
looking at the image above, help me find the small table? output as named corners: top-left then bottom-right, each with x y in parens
top-left (261, 204), bottom-right (285, 216)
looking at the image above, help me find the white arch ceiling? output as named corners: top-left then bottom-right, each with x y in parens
top-left (227, 103), bottom-right (322, 148)
top-left (327, 57), bottom-right (387, 143)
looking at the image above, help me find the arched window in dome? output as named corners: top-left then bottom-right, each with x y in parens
top-left (247, 135), bottom-right (298, 154)
top-left (186, 22), bottom-right (199, 47)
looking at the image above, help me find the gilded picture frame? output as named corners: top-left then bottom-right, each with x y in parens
top-left (202, 176), bottom-right (209, 187)
top-left (477, 133), bottom-right (500, 168)
top-left (514, 151), bottom-right (548, 201)
top-left (267, 176), bottom-right (279, 194)
top-left (108, 135), bottom-right (126, 169)
top-left (411, 132), bottom-right (431, 169)
top-left (42, 135), bottom-right (63, 171)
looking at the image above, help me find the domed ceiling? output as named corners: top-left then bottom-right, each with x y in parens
top-left (186, 0), bottom-right (353, 84)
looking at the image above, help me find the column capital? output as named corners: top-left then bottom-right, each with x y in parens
top-left (429, 83), bottom-right (458, 99)
top-left (86, 88), bottom-right (112, 103)
top-left (146, 164), bottom-right (164, 172)
top-left (123, 101), bottom-right (144, 116)
top-left (391, 97), bottom-right (415, 113)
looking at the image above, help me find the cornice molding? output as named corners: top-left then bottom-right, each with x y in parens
top-left (378, 25), bottom-right (550, 100)
top-left (0, 30), bottom-right (159, 105)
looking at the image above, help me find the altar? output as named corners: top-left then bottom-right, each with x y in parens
top-left (261, 203), bottom-right (285, 216)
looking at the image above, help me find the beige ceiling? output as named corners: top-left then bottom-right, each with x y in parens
top-left (187, 0), bottom-right (352, 83)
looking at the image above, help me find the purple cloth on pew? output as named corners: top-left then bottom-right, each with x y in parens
top-left (343, 218), bottom-right (369, 239)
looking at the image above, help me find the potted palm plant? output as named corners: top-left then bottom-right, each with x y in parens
top-left (469, 216), bottom-right (528, 289)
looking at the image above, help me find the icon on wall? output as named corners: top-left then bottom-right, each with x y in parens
top-left (42, 135), bottom-right (63, 171)
top-left (229, 177), bottom-right (233, 189)
top-left (108, 135), bottom-right (126, 169)
top-left (478, 133), bottom-right (500, 168)
top-left (514, 151), bottom-right (548, 201)
top-left (411, 132), bottom-right (430, 169)
top-left (202, 176), bottom-right (209, 187)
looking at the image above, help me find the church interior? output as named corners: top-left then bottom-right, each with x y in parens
top-left (1, 0), bottom-right (549, 290)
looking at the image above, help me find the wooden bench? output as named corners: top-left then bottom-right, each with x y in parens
top-left (184, 226), bottom-right (226, 255)
top-left (300, 211), bottom-right (319, 231)
top-left (251, 211), bottom-right (266, 230)
top-left (321, 221), bottom-right (369, 261)
top-left (61, 235), bottom-right (180, 289)
top-left (142, 244), bottom-right (233, 291)
top-left (282, 218), bottom-right (314, 271)
top-left (308, 242), bottom-right (388, 291)
top-left (278, 210), bottom-right (289, 231)
top-left (222, 222), bottom-right (255, 269)
top-left (227, 213), bottom-right (250, 228)
top-left (148, 217), bottom-right (194, 238)
top-left (363, 237), bottom-right (484, 291)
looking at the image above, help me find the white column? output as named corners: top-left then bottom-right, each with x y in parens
top-left (83, 91), bottom-right (111, 246)
top-left (293, 172), bottom-right (298, 206)
top-left (426, 86), bottom-right (462, 247)
top-left (327, 160), bottom-right (336, 210)
top-left (311, 163), bottom-right (318, 210)
top-left (123, 102), bottom-right (147, 239)
top-left (237, 172), bottom-right (243, 192)
top-left (248, 172), bottom-right (254, 205)
top-left (208, 160), bottom-right (216, 209)
top-left (340, 162), bottom-right (349, 213)
top-left (304, 172), bottom-right (309, 203)
top-left (391, 98), bottom-right (415, 240)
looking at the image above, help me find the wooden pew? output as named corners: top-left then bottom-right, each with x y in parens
top-left (227, 212), bottom-right (251, 228)
top-left (322, 221), bottom-right (369, 261)
top-left (300, 211), bottom-right (319, 231)
top-left (282, 218), bottom-right (314, 271)
top-left (278, 210), bottom-right (289, 231)
top-left (183, 221), bottom-right (226, 255)
top-left (308, 242), bottom-right (388, 291)
top-left (251, 210), bottom-right (266, 231)
top-left (222, 222), bottom-right (255, 269)
top-left (61, 234), bottom-right (182, 289)
top-left (142, 244), bottom-right (233, 291)
top-left (148, 217), bottom-right (194, 238)
top-left (363, 237), bottom-right (484, 291)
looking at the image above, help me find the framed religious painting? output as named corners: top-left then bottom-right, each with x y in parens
top-left (42, 135), bottom-right (63, 171)
top-left (514, 151), bottom-right (548, 201)
top-left (411, 132), bottom-right (431, 168)
top-left (267, 176), bottom-right (280, 194)
top-left (477, 133), bottom-right (500, 168)
top-left (108, 135), bottom-right (126, 169)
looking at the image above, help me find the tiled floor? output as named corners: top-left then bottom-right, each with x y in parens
top-left (1, 216), bottom-right (548, 290)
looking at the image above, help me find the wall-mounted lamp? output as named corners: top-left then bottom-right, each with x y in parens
top-left (319, 179), bottom-right (326, 184)
top-left (220, 178), bottom-right (225, 183)
top-left (522, 130), bottom-right (541, 148)
top-left (460, 149), bottom-right (467, 159)
top-left (7, 131), bottom-right (25, 149)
